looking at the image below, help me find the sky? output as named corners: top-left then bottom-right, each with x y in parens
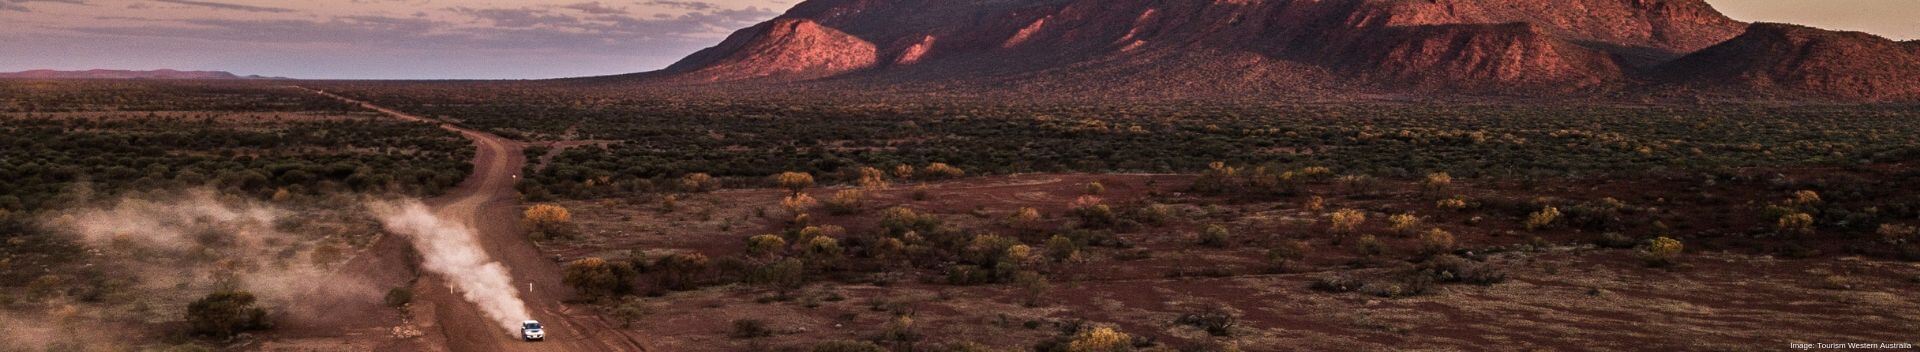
top-left (0, 0), bottom-right (1915, 79)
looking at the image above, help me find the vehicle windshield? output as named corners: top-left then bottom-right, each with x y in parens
top-left (524, 322), bottom-right (542, 330)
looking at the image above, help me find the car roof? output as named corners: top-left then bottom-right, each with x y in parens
top-left (522, 320), bottom-right (540, 324)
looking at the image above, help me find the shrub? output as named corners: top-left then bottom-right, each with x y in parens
top-left (564, 257), bottom-right (638, 299)
top-left (781, 193), bottom-right (818, 216)
top-left (1436, 197), bottom-right (1468, 210)
top-left (1266, 240), bottom-right (1309, 267)
top-left (1524, 206), bottom-right (1561, 231)
top-left (1421, 255), bottom-right (1506, 285)
top-left (1418, 228), bottom-right (1456, 255)
top-left (186, 290), bottom-right (270, 339)
top-left (856, 167), bottom-right (890, 189)
top-left (1128, 203), bottom-right (1176, 226)
top-left (1014, 270), bottom-right (1050, 306)
top-left (1045, 235), bottom-right (1079, 262)
top-left (653, 253), bottom-right (711, 291)
top-left (922, 163), bottom-right (965, 179)
top-left (1777, 213), bottom-right (1815, 235)
top-left (1008, 207), bottom-right (1044, 231)
top-left (1387, 214), bottom-right (1421, 235)
top-left (757, 258), bottom-right (806, 294)
top-left (1175, 308), bottom-right (1236, 337)
top-left (891, 164), bottom-right (916, 180)
top-left (1879, 223), bottom-right (1916, 244)
top-left (383, 287), bottom-right (412, 308)
top-left (730, 319), bottom-right (773, 339)
top-left (1354, 235), bottom-right (1383, 256)
top-left (813, 340), bottom-right (886, 352)
top-left (880, 207), bottom-right (942, 236)
top-left (1310, 275), bottom-right (1364, 293)
top-left (1191, 162), bottom-right (1240, 194)
top-left (1084, 182), bottom-right (1106, 195)
top-left (804, 236), bottom-right (845, 265)
top-left (1198, 225), bottom-right (1230, 248)
top-left (880, 314), bottom-right (923, 344)
top-left (1789, 190), bottom-right (1822, 206)
top-left (680, 173), bottom-right (718, 192)
top-left (1422, 172), bottom-right (1452, 193)
top-left (746, 234), bottom-right (787, 258)
top-left (523, 203), bottom-right (575, 240)
top-left (1594, 232), bottom-right (1637, 249)
top-left (612, 299), bottom-right (647, 328)
top-left (824, 189), bottom-right (866, 215)
top-left (1065, 326), bottom-right (1133, 352)
top-left (1328, 209), bottom-right (1365, 234)
top-left (1071, 197), bottom-right (1118, 229)
top-left (775, 172), bottom-right (815, 193)
top-left (1304, 196), bottom-right (1325, 212)
top-left (1641, 236), bottom-right (1683, 267)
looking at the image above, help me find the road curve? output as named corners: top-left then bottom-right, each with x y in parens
top-left (302, 87), bottom-right (648, 352)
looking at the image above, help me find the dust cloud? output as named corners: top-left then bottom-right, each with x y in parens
top-left (368, 199), bottom-right (531, 335)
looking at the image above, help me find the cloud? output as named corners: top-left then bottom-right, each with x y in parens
top-left (644, 1), bottom-right (716, 11)
top-left (450, 7), bottom-right (583, 29)
top-left (560, 1), bottom-right (625, 15)
top-left (2, 0), bottom-right (87, 12)
top-left (150, 0), bottom-right (295, 13)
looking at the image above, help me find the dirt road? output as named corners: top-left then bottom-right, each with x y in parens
top-left (296, 88), bottom-right (647, 352)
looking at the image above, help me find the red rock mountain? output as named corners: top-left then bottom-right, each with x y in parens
top-left (1658, 23), bottom-right (1920, 101)
top-left (644, 0), bottom-right (1920, 101)
top-left (0, 69), bottom-right (246, 80)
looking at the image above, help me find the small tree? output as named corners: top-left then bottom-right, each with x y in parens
top-left (1013, 270), bottom-right (1050, 307)
top-left (186, 290), bottom-right (270, 339)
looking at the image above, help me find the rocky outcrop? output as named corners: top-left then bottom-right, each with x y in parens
top-left (662, 18), bottom-right (878, 81)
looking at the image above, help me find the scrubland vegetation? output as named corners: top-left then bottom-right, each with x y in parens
top-left (0, 81), bottom-right (470, 350)
top-left (5, 80), bottom-right (1918, 350)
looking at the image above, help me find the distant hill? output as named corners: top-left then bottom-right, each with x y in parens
top-left (618, 0), bottom-right (1920, 102)
top-left (0, 69), bottom-right (278, 80)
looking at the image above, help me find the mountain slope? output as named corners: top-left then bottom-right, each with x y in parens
top-left (637, 0), bottom-right (1918, 101)
top-left (1657, 23), bottom-right (1920, 101)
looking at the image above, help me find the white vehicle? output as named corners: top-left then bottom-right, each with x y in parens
top-left (520, 320), bottom-right (545, 341)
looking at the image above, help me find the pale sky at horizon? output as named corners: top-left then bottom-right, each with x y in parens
top-left (0, 0), bottom-right (1914, 79)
